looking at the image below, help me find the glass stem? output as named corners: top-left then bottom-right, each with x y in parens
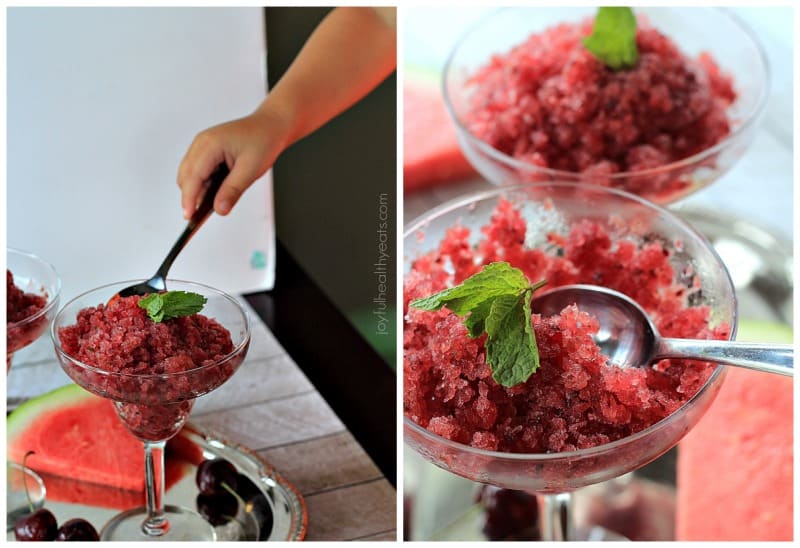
top-left (537, 492), bottom-right (573, 541)
top-left (142, 440), bottom-right (169, 536)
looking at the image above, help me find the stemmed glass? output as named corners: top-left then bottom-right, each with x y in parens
top-left (6, 248), bottom-right (60, 527)
top-left (403, 183), bottom-right (737, 540)
top-left (6, 248), bottom-right (62, 371)
top-left (50, 280), bottom-right (251, 541)
top-left (442, 7), bottom-right (769, 205)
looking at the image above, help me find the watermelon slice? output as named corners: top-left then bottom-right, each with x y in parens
top-left (7, 384), bottom-right (191, 510)
top-left (404, 65), bottom-right (476, 192)
top-left (676, 320), bottom-right (793, 540)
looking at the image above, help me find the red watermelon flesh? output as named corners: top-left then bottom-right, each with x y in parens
top-left (404, 69), bottom-right (476, 192)
top-left (676, 366), bottom-right (793, 540)
top-left (7, 384), bottom-right (191, 509)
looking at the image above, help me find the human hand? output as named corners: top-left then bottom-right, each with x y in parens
top-left (177, 107), bottom-right (290, 217)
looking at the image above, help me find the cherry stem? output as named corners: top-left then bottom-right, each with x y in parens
top-left (221, 481), bottom-right (245, 508)
top-left (220, 482), bottom-right (250, 532)
top-left (21, 450), bottom-right (35, 514)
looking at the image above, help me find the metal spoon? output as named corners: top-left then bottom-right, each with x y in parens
top-left (531, 284), bottom-right (793, 376)
top-left (116, 163), bottom-right (229, 298)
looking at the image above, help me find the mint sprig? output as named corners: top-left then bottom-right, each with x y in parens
top-left (138, 291), bottom-right (207, 323)
top-left (583, 7), bottom-right (639, 70)
top-left (410, 262), bottom-right (546, 387)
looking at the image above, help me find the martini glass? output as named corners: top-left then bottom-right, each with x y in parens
top-left (403, 183), bottom-right (737, 540)
top-left (6, 249), bottom-right (60, 528)
top-left (7, 248), bottom-right (61, 371)
top-left (50, 280), bottom-right (251, 541)
top-left (443, 7), bottom-right (769, 204)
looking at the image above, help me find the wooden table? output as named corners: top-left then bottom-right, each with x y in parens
top-left (7, 244), bottom-right (397, 541)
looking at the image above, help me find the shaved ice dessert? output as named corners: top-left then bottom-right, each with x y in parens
top-left (57, 294), bottom-right (234, 440)
top-left (463, 16), bottom-right (735, 196)
top-left (404, 199), bottom-right (730, 453)
top-left (7, 269), bottom-right (50, 366)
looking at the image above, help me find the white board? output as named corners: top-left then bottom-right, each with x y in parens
top-left (7, 7), bottom-right (275, 304)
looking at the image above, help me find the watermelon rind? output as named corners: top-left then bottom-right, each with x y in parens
top-left (7, 383), bottom-right (93, 442)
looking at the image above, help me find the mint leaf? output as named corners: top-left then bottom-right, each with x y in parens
top-left (583, 7), bottom-right (638, 70)
top-left (139, 293), bottom-right (164, 320)
top-left (485, 292), bottom-right (539, 386)
top-left (409, 262), bottom-right (546, 387)
top-left (138, 290), bottom-right (207, 323)
top-left (159, 291), bottom-right (207, 319)
top-left (409, 262), bottom-right (530, 315)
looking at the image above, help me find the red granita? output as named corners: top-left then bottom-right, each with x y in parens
top-left (465, 18), bottom-right (735, 180)
top-left (58, 295), bottom-right (234, 440)
top-left (7, 269), bottom-right (50, 361)
top-left (404, 200), bottom-right (729, 453)
top-left (7, 269), bottom-right (47, 323)
top-left (58, 295), bottom-right (233, 376)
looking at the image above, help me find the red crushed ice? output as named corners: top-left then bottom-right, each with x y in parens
top-left (404, 200), bottom-right (730, 453)
top-left (7, 269), bottom-right (47, 323)
top-left (57, 295), bottom-right (235, 441)
top-left (7, 269), bottom-right (51, 359)
top-left (58, 295), bottom-right (233, 376)
top-left (465, 19), bottom-right (735, 176)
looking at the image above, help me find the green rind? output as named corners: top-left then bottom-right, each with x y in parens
top-left (404, 63), bottom-right (441, 88)
top-left (7, 384), bottom-right (93, 441)
top-left (736, 319), bottom-right (793, 344)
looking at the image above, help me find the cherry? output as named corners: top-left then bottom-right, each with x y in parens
top-left (14, 508), bottom-right (58, 541)
top-left (196, 458), bottom-right (238, 496)
top-left (55, 518), bottom-right (100, 541)
top-left (196, 492), bottom-right (238, 526)
top-left (476, 485), bottom-right (540, 541)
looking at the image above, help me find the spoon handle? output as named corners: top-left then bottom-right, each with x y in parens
top-left (154, 163), bottom-right (230, 280)
top-left (656, 338), bottom-right (793, 376)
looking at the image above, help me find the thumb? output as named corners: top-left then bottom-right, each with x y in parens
top-left (213, 154), bottom-right (263, 216)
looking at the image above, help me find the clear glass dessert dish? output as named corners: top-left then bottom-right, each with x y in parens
top-left (6, 248), bottom-right (61, 370)
top-left (443, 7), bottom-right (769, 204)
top-left (51, 280), bottom-right (251, 541)
top-left (403, 183), bottom-right (737, 539)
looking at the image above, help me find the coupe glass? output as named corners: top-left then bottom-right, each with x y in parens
top-left (403, 183), bottom-right (737, 540)
top-left (6, 248), bottom-right (61, 371)
top-left (50, 280), bottom-right (251, 541)
top-left (443, 7), bottom-right (769, 204)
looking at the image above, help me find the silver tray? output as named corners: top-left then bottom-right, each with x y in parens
top-left (7, 422), bottom-right (307, 541)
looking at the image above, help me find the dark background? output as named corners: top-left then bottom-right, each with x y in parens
top-left (251, 7), bottom-right (396, 483)
top-left (265, 7), bottom-right (397, 369)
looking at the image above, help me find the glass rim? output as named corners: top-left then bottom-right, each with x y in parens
top-left (442, 6), bottom-right (771, 182)
top-left (7, 247), bottom-right (63, 329)
top-left (402, 181), bottom-right (738, 462)
top-left (50, 279), bottom-right (252, 380)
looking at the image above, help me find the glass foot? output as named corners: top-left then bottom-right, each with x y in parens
top-left (100, 505), bottom-right (216, 541)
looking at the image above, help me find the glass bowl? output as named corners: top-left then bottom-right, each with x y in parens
top-left (403, 182), bottom-right (737, 494)
top-left (50, 280), bottom-right (251, 541)
top-left (50, 280), bottom-right (251, 441)
top-left (6, 248), bottom-right (62, 370)
top-left (443, 7), bottom-right (769, 204)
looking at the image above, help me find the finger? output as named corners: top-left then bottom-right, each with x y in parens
top-left (214, 154), bottom-right (262, 216)
top-left (177, 133), bottom-right (225, 219)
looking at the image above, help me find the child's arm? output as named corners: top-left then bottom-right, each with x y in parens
top-left (178, 7), bottom-right (396, 218)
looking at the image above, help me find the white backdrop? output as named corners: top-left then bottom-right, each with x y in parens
top-left (7, 7), bottom-right (275, 304)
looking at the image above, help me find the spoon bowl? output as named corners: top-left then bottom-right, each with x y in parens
top-left (532, 284), bottom-right (793, 376)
